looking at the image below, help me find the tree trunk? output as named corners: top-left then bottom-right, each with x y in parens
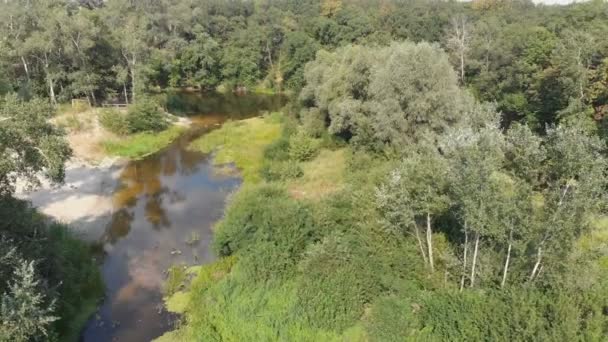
top-left (501, 227), bottom-right (513, 288)
top-left (48, 76), bottom-right (56, 106)
top-left (460, 221), bottom-right (468, 292)
top-left (123, 83), bottom-right (129, 104)
top-left (426, 213), bottom-right (434, 272)
top-left (414, 224), bottom-right (428, 266)
top-left (44, 53), bottom-right (56, 105)
top-left (460, 51), bottom-right (465, 84)
top-left (470, 232), bottom-right (480, 288)
top-left (90, 90), bottom-right (97, 106)
top-left (529, 246), bottom-right (542, 282)
top-left (21, 56), bottom-right (30, 81)
top-left (130, 64), bottom-right (136, 103)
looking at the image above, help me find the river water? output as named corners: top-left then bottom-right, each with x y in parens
top-left (80, 92), bottom-right (285, 342)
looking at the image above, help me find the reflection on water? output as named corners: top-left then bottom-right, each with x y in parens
top-left (162, 90), bottom-right (287, 117)
top-left (81, 92), bottom-right (285, 342)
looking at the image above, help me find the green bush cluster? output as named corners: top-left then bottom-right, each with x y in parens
top-left (288, 129), bottom-right (319, 162)
top-left (263, 137), bottom-right (291, 161)
top-left (125, 98), bottom-right (169, 133)
top-left (261, 160), bottom-right (303, 181)
top-left (99, 108), bottom-right (129, 135)
top-left (213, 185), bottom-right (316, 282)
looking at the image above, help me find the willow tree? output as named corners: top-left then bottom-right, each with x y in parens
top-left (300, 41), bottom-right (473, 150)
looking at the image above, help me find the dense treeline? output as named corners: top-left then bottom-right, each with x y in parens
top-left (1, 0), bottom-right (608, 130)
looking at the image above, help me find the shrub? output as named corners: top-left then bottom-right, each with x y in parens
top-left (164, 265), bottom-right (187, 296)
top-left (99, 109), bottom-right (129, 135)
top-left (289, 129), bottom-right (319, 162)
top-left (212, 184), bottom-right (316, 282)
top-left (301, 107), bottom-right (326, 138)
top-left (261, 160), bottom-right (303, 182)
top-left (263, 137), bottom-right (290, 161)
top-left (126, 98), bottom-right (169, 133)
top-left (294, 233), bottom-right (387, 332)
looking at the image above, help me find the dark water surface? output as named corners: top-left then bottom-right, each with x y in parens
top-left (81, 91), bottom-right (286, 342)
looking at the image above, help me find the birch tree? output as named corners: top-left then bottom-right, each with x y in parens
top-left (447, 14), bottom-right (471, 85)
top-left (442, 109), bottom-right (505, 287)
top-left (527, 125), bottom-right (606, 283)
top-left (376, 147), bottom-right (451, 273)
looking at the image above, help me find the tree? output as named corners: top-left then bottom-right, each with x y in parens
top-left (377, 146), bottom-right (450, 273)
top-left (300, 41), bottom-right (473, 150)
top-left (0, 95), bottom-right (71, 197)
top-left (1, 260), bottom-right (57, 342)
top-left (527, 125), bottom-right (606, 283)
top-left (103, 3), bottom-right (150, 103)
top-left (441, 108), bottom-right (505, 288)
top-left (447, 14), bottom-right (471, 85)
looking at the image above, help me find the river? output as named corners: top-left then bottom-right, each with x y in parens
top-left (80, 91), bottom-right (286, 341)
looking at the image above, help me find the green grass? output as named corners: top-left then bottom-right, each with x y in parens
top-left (189, 114), bottom-right (282, 183)
top-left (103, 125), bottom-right (185, 160)
top-left (288, 148), bottom-right (346, 200)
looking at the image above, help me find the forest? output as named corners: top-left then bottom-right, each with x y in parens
top-left (1, 0), bottom-right (608, 341)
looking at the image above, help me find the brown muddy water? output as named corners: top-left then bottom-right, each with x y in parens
top-left (80, 92), bottom-right (286, 342)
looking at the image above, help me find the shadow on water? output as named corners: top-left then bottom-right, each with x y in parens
top-left (80, 92), bottom-right (286, 342)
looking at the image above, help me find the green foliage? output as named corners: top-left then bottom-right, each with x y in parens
top-left (126, 98), bottom-right (169, 133)
top-left (0, 198), bottom-right (102, 342)
top-left (263, 137), bottom-right (291, 161)
top-left (0, 260), bottom-right (57, 342)
top-left (300, 42), bottom-right (472, 150)
top-left (103, 125), bottom-right (184, 160)
top-left (164, 265), bottom-right (187, 297)
top-left (0, 95), bottom-right (71, 196)
top-left (99, 108), bottom-right (129, 135)
top-left (213, 184), bottom-right (316, 282)
top-left (294, 233), bottom-right (386, 332)
top-left (288, 129), bottom-right (320, 162)
top-left (364, 296), bottom-right (427, 341)
top-left (418, 289), bottom-right (607, 341)
top-left (261, 160), bottom-right (303, 182)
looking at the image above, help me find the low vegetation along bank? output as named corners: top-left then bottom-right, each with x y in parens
top-left (56, 98), bottom-right (186, 162)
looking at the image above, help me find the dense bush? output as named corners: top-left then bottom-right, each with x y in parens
top-left (261, 160), bottom-right (303, 181)
top-left (213, 185), bottom-right (317, 282)
top-left (263, 137), bottom-right (291, 161)
top-left (126, 98), bottom-right (169, 133)
top-left (288, 129), bottom-right (319, 162)
top-left (418, 289), bottom-right (608, 341)
top-left (99, 108), bottom-right (129, 135)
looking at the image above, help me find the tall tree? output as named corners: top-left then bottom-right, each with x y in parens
top-left (377, 146), bottom-right (450, 272)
